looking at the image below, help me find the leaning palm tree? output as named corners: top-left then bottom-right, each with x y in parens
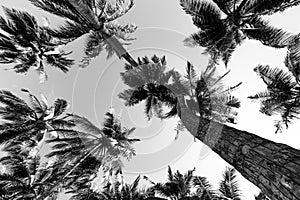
top-left (35, 110), bottom-right (140, 199)
top-left (180, 0), bottom-right (299, 65)
top-left (249, 65), bottom-right (300, 133)
top-left (28, 0), bottom-right (138, 68)
top-left (0, 7), bottom-right (74, 82)
top-left (119, 56), bottom-right (300, 200)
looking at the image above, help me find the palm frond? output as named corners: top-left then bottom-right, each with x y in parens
top-left (46, 21), bottom-right (89, 41)
top-left (180, 0), bottom-right (222, 30)
top-left (242, 0), bottom-right (300, 15)
top-left (193, 176), bottom-right (216, 199)
top-left (245, 17), bottom-right (294, 48)
top-left (68, 114), bottom-right (103, 137)
top-left (218, 167), bottom-right (241, 200)
top-left (212, 0), bottom-right (240, 15)
top-left (28, 0), bottom-right (82, 24)
top-left (285, 36), bottom-right (300, 81)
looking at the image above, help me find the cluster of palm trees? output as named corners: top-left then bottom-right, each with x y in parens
top-left (0, 0), bottom-right (300, 200)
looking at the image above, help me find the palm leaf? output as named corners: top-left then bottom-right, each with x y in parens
top-left (245, 17), bottom-right (294, 48)
top-left (180, 0), bottom-right (222, 29)
top-left (218, 167), bottom-right (241, 200)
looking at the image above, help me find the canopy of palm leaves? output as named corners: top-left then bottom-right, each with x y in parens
top-left (36, 110), bottom-right (139, 199)
top-left (0, 148), bottom-right (63, 200)
top-left (152, 166), bottom-right (196, 199)
top-left (119, 55), bottom-right (241, 134)
top-left (0, 89), bottom-right (139, 199)
top-left (28, 0), bottom-right (137, 68)
top-left (0, 89), bottom-right (73, 158)
top-left (0, 7), bottom-right (74, 83)
top-left (249, 64), bottom-right (300, 133)
top-left (147, 166), bottom-right (241, 200)
top-left (180, 0), bottom-right (298, 65)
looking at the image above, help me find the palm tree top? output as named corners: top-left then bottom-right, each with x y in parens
top-left (28, 0), bottom-right (137, 68)
top-left (180, 0), bottom-right (298, 66)
top-left (0, 7), bottom-right (74, 82)
top-left (119, 55), bottom-right (241, 125)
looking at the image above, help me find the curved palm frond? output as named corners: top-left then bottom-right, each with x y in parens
top-left (241, 0), bottom-right (300, 16)
top-left (249, 65), bottom-right (300, 132)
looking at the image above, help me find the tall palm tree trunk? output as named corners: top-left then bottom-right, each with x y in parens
top-left (176, 96), bottom-right (300, 200)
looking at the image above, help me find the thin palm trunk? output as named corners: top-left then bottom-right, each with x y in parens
top-left (176, 96), bottom-right (300, 200)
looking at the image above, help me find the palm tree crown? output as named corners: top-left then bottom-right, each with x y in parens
top-left (0, 7), bottom-right (74, 82)
top-left (119, 55), bottom-right (241, 127)
top-left (180, 0), bottom-right (298, 65)
top-left (28, 0), bottom-right (137, 68)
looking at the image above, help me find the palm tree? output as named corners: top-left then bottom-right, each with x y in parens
top-left (0, 7), bottom-right (74, 82)
top-left (35, 110), bottom-right (140, 199)
top-left (119, 56), bottom-right (300, 200)
top-left (119, 55), bottom-right (241, 132)
top-left (152, 166), bottom-right (196, 200)
top-left (249, 65), bottom-right (300, 133)
top-left (28, 0), bottom-right (138, 68)
top-left (0, 89), bottom-right (73, 160)
top-left (180, 0), bottom-right (298, 65)
top-left (146, 166), bottom-right (241, 200)
top-left (0, 151), bottom-right (63, 200)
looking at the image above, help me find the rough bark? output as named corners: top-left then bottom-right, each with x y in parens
top-left (176, 96), bottom-right (300, 200)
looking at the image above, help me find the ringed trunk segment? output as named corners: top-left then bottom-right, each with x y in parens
top-left (176, 95), bottom-right (300, 200)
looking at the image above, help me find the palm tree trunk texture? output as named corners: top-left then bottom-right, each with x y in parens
top-left (176, 96), bottom-right (300, 200)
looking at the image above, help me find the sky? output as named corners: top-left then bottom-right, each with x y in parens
top-left (0, 0), bottom-right (300, 199)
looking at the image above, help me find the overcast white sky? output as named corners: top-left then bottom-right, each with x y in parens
top-left (0, 0), bottom-right (300, 199)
